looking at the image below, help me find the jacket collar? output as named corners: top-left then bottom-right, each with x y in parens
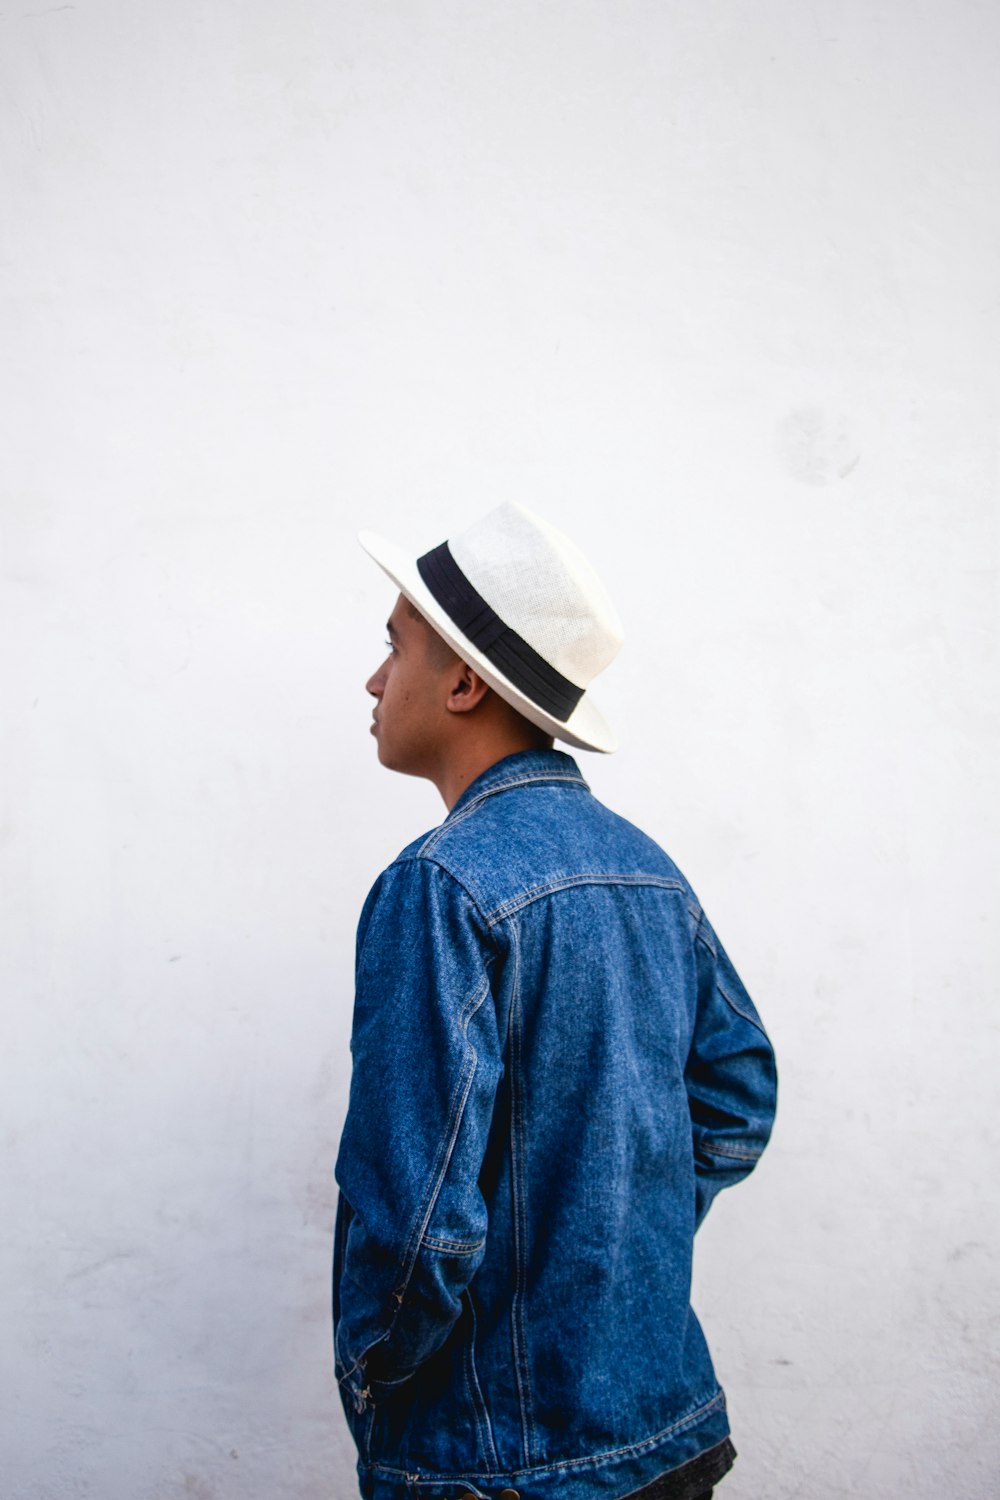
top-left (447, 749), bottom-right (590, 821)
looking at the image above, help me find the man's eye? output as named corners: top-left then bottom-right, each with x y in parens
top-left (384, 639), bottom-right (396, 653)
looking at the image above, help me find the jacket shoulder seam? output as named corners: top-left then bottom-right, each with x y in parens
top-left (386, 850), bottom-right (494, 932)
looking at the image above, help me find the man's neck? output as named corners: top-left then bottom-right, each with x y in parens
top-left (433, 732), bottom-right (555, 810)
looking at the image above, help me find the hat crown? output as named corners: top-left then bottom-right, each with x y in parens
top-left (448, 502), bottom-right (624, 689)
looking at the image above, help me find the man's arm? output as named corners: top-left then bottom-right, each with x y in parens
top-left (334, 856), bottom-right (502, 1401)
top-left (685, 911), bottom-right (777, 1228)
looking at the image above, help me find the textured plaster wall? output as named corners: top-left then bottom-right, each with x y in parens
top-left (2, 3), bottom-right (998, 1497)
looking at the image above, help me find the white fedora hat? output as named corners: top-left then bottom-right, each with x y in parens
top-left (359, 501), bottom-right (624, 753)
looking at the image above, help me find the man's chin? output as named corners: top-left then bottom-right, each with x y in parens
top-left (373, 742), bottom-right (426, 781)
top-left (373, 737), bottom-right (397, 771)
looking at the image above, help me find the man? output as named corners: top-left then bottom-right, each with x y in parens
top-left (334, 501), bottom-right (776, 1500)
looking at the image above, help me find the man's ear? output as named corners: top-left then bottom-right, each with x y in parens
top-left (445, 660), bottom-right (492, 715)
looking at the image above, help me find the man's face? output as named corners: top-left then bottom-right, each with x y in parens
top-left (365, 595), bottom-right (457, 777)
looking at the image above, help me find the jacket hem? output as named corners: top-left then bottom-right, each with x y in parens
top-left (358, 1387), bottom-right (730, 1499)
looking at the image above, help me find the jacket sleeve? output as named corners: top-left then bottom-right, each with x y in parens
top-left (685, 910), bottom-right (777, 1229)
top-left (333, 856), bottom-right (502, 1402)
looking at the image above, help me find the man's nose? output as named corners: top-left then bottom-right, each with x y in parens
top-left (366, 666), bottom-right (384, 698)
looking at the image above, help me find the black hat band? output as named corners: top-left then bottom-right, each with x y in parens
top-left (416, 541), bottom-right (585, 722)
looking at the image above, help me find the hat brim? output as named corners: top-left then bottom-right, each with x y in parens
top-left (359, 530), bottom-right (617, 753)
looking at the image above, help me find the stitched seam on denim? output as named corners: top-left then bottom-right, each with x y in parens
top-left (507, 918), bottom-right (536, 1466)
top-left (384, 855), bottom-right (495, 937)
top-left (402, 975), bottom-right (488, 1259)
top-left (415, 854), bottom-right (496, 931)
top-left (416, 771), bottom-right (590, 856)
top-left (361, 1403), bottom-right (376, 1463)
top-left (715, 977), bottom-right (770, 1035)
top-left (693, 915), bottom-right (718, 960)
top-left (616, 1437), bottom-right (735, 1499)
top-left (464, 1289), bottom-right (499, 1471)
top-left (420, 1234), bottom-right (485, 1254)
top-left (367, 1371), bottom-right (414, 1390)
top-left (337, 1331), bottom-right (390, 1391)
top-left (383, 975), bottom-right (490, 1351)
top-left (698, 1142), bottom-right (762, 1162)
top-left (485, 873), bottom-right (686, 926)
top-left (367, 1388), bottom-right (727, 1484)
top-left (461, 1328), bottom-right (487, 1473)
top-left (695, 915), bottom-right (769, 1037)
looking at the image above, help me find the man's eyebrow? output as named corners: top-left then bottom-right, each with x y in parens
top-left (386, 620), bottom-right (398, 638)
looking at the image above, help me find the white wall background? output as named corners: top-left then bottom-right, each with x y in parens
top-left (2, 2), bottom-right (998, 1496)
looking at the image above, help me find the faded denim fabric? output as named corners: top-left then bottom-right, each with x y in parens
top-left (334, 750), bottom-right (776, 1500)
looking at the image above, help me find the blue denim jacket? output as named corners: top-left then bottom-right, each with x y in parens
top-left (334, 750), bottom-right (776, 1500)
